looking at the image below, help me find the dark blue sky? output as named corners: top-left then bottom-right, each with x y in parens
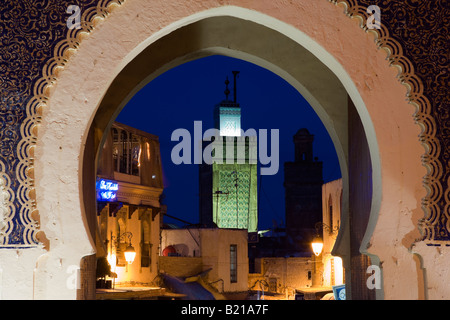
top-left (116, 55), bottom-right (341, 230)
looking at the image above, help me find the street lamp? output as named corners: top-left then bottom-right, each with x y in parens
top-left (311, 221), bottom-right (339, 256)
top-left (311, 234), bottom-right (324, 257)
top-left (124, 243), bottom-right (136, 264)
top-left (111, 231), bottom-right (136, 265)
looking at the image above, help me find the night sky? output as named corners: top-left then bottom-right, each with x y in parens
top-left (116, 55), bottom-right (341, 230)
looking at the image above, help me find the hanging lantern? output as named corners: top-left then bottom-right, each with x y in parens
top-left (124, 244), bottom-right (136, 264)
top-left (311, 234), bottom-right (324, 257)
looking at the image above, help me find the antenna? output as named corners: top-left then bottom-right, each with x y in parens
top-left (232, 71), bottom-right (240, 103)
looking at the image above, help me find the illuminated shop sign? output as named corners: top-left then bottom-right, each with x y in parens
top-left (96, 179), bottom-right (119, 201)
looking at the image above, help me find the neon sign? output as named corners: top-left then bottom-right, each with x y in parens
top-left (96, 179), bottom-right (119, 201)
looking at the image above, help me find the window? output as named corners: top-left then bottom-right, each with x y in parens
top-left (230, 244), bottom-right (237, 283)
top-left (112, 127), bottom-right (141, 176)
top-left (141, 218), bottom-right (151, 268)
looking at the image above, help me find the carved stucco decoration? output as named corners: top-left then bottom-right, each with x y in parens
top-left (330, 0), bottom-right (448, 242)
top-left (0, 0), bottom-right (124, 248)
top-left (0, 0), bottom-right (448, 248)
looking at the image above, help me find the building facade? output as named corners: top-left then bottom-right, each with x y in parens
top-left (96, 122), bottom-right (164, 286)
top-left (248, 179), bottom-right (344, 299)
top-left (321, 179), bottom-right (344, 288)
top-left (249, 257), bottom-right (313, 299)
top-left (160, 228), bottom-right (249, 294)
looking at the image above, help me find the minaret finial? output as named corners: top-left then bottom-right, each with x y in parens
top-left (224, 76), bottom-right (230, 100)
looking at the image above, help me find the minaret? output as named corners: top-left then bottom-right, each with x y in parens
top-left (294, 128), bottom-right (314, 162)
top-left (199, 72), bottom-right (258, 233)
top-left (284, 128), bottom-right (323, 250)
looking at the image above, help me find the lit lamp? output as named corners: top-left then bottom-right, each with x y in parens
top-left (311, 234), bottom-right (324, 257)
top-left (124, 244), bottom-right (136, 264)
top-left (311, 221), bottom-right (339, 256)
top-left (112, 231), bottom-right (136, 265)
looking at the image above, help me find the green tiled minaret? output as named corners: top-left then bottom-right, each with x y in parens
top-left (199, 72), bottom-right (258, 232)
